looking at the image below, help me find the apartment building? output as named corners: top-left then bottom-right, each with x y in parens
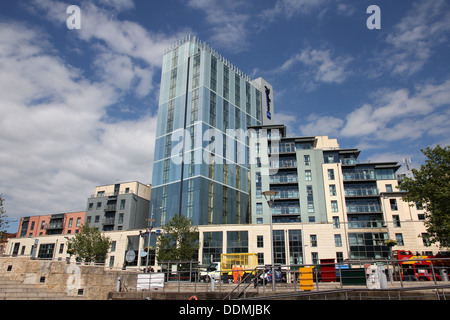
top-left (16, 211), bottom-right (86, 238)
top-left (248, 124), bottom-right (438, 263)
top-left (85, 181), bottom-right (151, 232)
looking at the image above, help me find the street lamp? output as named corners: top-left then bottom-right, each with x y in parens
top-left (263, 190), bottom-right (278, 291)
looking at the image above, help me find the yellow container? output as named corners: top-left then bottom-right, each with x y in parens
top-left (299, 266), bottom-right (314, 291)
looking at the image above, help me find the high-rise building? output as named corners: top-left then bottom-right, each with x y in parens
top-left (151, 36), bottom-right (274, 227)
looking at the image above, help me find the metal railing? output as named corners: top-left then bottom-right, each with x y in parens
top-left (130, 257), bottom-right (450, 300)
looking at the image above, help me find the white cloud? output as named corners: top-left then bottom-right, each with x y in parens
top-left (187, 0), bottom-right (251, 52)
top-left (274, 46), bottom-right (353, 90)
top-left (381, 0), bottom-right (450, 76)
top-left (296, 79), bottom-right (450, 152)
top-left (261, 0), bottom-right (328, 21)
top-left (299, 114), bottom-right (344, 137)
top-left (0, 17), bottom-right (159, 226)
top-left (340, 80), bottom-right (450, 141)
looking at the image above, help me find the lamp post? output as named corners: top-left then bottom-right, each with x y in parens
top-left (263, 190), bottom-right (278, 291)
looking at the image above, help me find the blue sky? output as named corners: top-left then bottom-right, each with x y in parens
top-left (1, 0), bottom-right (449, 232)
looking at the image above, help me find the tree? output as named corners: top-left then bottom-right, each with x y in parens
top-left (398, 145), bottom-right (450, 248)
top-left (0, 195), bottom-right (8, 240)
top-left (68, 223), bottom-right (112, 263)
top-left (156, 214), bottom-right (199, 263)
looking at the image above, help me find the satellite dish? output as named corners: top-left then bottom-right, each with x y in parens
top-left (125, 250), bottom-right (136, 263)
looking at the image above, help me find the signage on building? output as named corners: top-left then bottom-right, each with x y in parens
top-left (265, 86), bottom-right (271, 120)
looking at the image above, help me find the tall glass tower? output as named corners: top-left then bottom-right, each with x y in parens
top-left (151, 35), bottom-right (274, 227)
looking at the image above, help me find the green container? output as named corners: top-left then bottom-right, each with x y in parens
top-left (341, 268), bottom-right (366, 285)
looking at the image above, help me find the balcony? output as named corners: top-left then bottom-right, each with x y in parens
top-left (102, 218), bottom-right (116, 226)
top-left (273, 190), bottom-right (299, 200)
top-left (45, 222), bottom-right (64, 230)
top-left (270, 176), bottom-right (298, 185)
top-left (345, 188), bottom-right (379, 197)
top-left (104, 204), bottom-right (117, 212)
top-left (348, 220), bottom-right (386, 229)
top-left (343, 172), bottom-right (376, 181)
top-left (346, 204), bottom-right (382, 214)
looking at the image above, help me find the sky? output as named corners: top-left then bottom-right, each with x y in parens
top-left (1, 0), bottom-right (449, 232)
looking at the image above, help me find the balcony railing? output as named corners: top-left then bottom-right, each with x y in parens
top-left (104, 205), bottom-right (117, 212)
top-left (102, 218), bottom-right (116, 225)
top-left (343, 172), bottom-right (376, 181)
top-left (44, 223), bottom-right (64, 230)
top-left (346, 205), bottom-right (382, 213)
top-left (348, 220), bottom-right (386, 229)
top-left (345, 188), bottom-right (379, 197)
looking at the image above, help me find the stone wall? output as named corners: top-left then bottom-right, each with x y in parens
top-left (0, 256), bottom-right (138, 300)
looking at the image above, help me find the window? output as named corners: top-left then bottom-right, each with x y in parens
top-left (334, 234), bottom-right (342, 247)
top-left (256, 203), bottom-right (263, 215)
top-left (76, 217), bottom-right (81, 227)
top-left (86, 216), bottom-right (91, 224)
top-left (120, 199), bottom-right (126, 210)
top-left (310, 235), bottom-right (317, 247)
top-left (333, 216), bottom-right (340, 228)
top-left (390, 199), bottom-right (398, 211)
top-left (395, 233), bottom-right (404, 246)
top-left (304, 155), bottom-right (311, 166)
top-left (386, 184), bottom-right (393, 192)
top-left (30, 221), bottom-right (35, 230)
top-left (257, 253), bottom-right (264, 265)
top-left (307, 186), bottom-right (314, 212)
top-left (88, 203), bottom-right (93, 210)
top-left (393, 215), bottom-right (401, 227)
top-left (68, 218), bottom-right (73, 228)
top-left (329, 185), bottom-right (336, 196)
top-left (331, 201), bottom-right (338, 212)
top-left (311, 252), bottom-right (319, 265)
top-left (422, 233), bottom-right (430, 246)
top-left (328, 169), bottom-right (335, 180)
top-left (96, 202), bottom-right (102, 209)
top-left (257, 236), bottom-right (264, 248)
top-left (95, 215), bottom-right (100, 223)
top-left (305, 170), bottom-right (312, 181)
top-left (118, 213), bottom-right (124, 224)
top-left (111, 241), bottom-right (116, 252)
top-left (336, 252), bottom-right (344, 263)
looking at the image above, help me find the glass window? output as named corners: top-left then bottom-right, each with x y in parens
top-left (273, 230), bottom-right (286, 264)
top-left (334, 234), bottom-right (342, 247)
top-left (305, 170), bottom-right (312, 181)
top-left (328, 169), bottom-right (335, 180)
top-left (310, 235), bottom-right (317, 247)
top-left (329, 185), bottom-right (336, 196)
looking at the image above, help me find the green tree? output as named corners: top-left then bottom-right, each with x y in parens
top-left (398, 145), bottom-right (450, 248)
top-left (0, 195), bottom-right (8, 240)
top-left (68, 223), bottom-right (112, 263)
top-left (156, 214), bottom-right (199, 262)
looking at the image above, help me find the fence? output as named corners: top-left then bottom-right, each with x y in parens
top-left (130, 257), bottom-right (450, 300)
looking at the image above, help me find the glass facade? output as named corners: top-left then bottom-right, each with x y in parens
top-left (151, 37), bottom-right (265, 226)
